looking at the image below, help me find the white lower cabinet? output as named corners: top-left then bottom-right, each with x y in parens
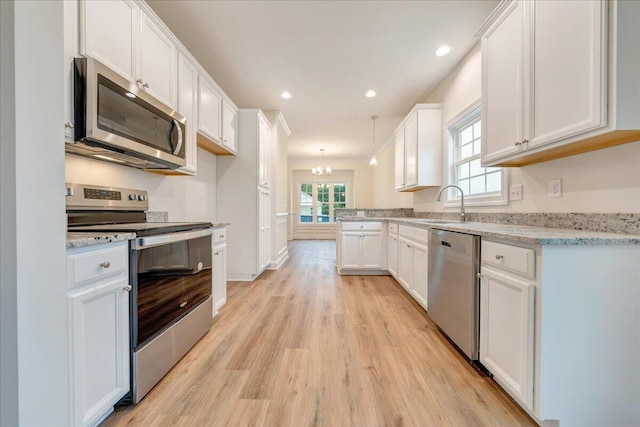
top-left (67, 242), bottom-right (130, 427)
top-left (396, 225), bottom-right (429, 311)
top-left (337, 221), bottom-right (386, 273)
top-left (387, 232), bottom-right (398, 278)
top-left (212, 227), bottom-right (227, 315)
top-left (480, 265), bottom-right (535, 410)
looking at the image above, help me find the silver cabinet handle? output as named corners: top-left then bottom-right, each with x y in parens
top-left (214, 252), bottom-right (220, 256)
top-left (360, 225), bottom-right (364, 228)
top-left (143, 83), bottom-right (149, 88)
top-left (136, 78), bottom-right (143, 85)
top-left (514, 141), bottom-right (521, 146)
top-left (523, 139), bottom-right (528, 145)
top-left (100, 261), bottom-right (111, 268)
top-left (64, 122), bottom-right (74, 128)
top-left (495, 254), bottom-right (504, 260)
top-left (179, 301), bottom-right (187, 308)
top-left (220, 235), bottom-right (224, 239)
top-left (477, 273), bottom-right (484, 279)
top-left (123, 285), bottom-right (132, 292)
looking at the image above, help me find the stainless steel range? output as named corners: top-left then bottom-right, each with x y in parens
top-left (66, 183), bottom-right (213, 404)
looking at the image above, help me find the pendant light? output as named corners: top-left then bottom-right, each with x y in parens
top-left (369, 115), bottom-right (378, 166)
top-left (312, 148), bottom-right (331, 176)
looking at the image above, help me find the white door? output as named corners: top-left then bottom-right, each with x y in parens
top-left (527, 0), bottom-right (606, 149)
top-left (177, 52), bottom-right (198, 174)
top-left (361, 233), bottom-right (383, 269)
top-left (411, 244), bottom-right (428, 310)
top-left (388, 234), bottom-right (398, 278)
top-left (213, 243), bottom-right (227, 314)
top-left (138, 14), bottom-right (177, 109)
top-left (221, 100), bottom-right (237, 152)
top-left (480, 266), bottom-right (535, 410)
top-left (481, 0), bottom-right (526, 163)
top-left (397, 239), bottom-right (413, 291)
top-left (404, 112), bottom-right (418, 187)
top-left (198, 77), bottom-right (222, 143)
top-left (340, 233), bottom-right (361, 269)
top-left (394, 128), bottom-right (405, 190)
top-left (80, 0), bottom-right (137, 82)
top-left (69, 277), bottom-right (130, 427)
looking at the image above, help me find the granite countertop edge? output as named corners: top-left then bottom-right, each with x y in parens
top-left (338, 217), bottom-right (640, 245)
top-left (66, 232), bottom-right (136, 249)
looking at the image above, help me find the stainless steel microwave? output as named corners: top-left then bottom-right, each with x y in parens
top-left (66, 57), bottom-right (186, 170)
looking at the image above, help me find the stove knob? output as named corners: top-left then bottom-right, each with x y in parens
top-left (128, 194), bottom-right (137, 201)
top-left (138, 195), bottom-right (146, 201)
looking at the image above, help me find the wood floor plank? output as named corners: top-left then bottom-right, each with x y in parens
top-left (101, 240), bottom-right (536, 427)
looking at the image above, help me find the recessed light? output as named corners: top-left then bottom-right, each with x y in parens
top-left (125, 92), bottom-right (136, 98)
top-left (281, 91), bottom-right (292, 99)
top-left (436, 45), bottom-right (451, 57)
top-left (365, 90), bottom-right (376, 98)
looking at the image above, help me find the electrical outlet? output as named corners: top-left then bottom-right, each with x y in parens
top-left (357, 210), bottom-right (365, 217)
top-left (197, 192), bottom-right (205, 205)
top-left (510, 184), bottom-right (523, 201)
top-left (549, 179), bottom-right (562, 198)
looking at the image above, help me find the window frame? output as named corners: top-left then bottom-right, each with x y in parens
top-left (444, 99), bottom-right (509, 207)
top-left (297, 181), bottom-right (348, 225)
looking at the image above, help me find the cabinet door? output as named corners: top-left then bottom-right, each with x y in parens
top-left (198, 77), bottom-right (222, 143)
top-left (258, 189), bottom-right (271, 270)
top-left (138, 14), bottom-right (177, 109)
top-left (80, 0), bottom-right (137, 82)
top-left (340, 233), bottom-right (361, 269)
top-left (527, 0), bottom-right (606, 149)
top-left (213, 243), bottom-right (227, 314)
top-left (258, 115), bottom-right (270, 188)
top-left (176, 52), bottom-right (198, 174)
top-left (397, 239), bottom-right (413, 291)
top-left (361, 233), bottom-right (383, 269)
top-left (388, 234), bottom-right (398, 278)
top-left (69, 277), bottom-right (130, 426)
top-left (221, 100), bottom-right (238, 153)
top-left (394, 128), bottom-right (405, 190)
top-left (481, 0), bottom-right (525, 164)
top-left (404, 113), bottom-right (418, 187)
top-left (411, 244), bottom-right (428, 310)
top-left (480, 266), bottom-right (535, 410)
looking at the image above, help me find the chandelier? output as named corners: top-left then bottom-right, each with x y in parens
top-left (312, 148), bottom-right (331, 176)
top-left (369, 115), bottom-right (378, 166)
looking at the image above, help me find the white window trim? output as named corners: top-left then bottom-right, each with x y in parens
top-left (444, 99), bottom-right (509, 208)
top-left (296, 180), bottom-right (349, 226)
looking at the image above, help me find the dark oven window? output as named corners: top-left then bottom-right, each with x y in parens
top-left (134, 235), bottom-right (212, 347)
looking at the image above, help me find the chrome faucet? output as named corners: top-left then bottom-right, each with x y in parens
top-left (436, 185), bottom-right (466, 222)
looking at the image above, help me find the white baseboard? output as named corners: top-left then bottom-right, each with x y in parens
top-left (227, 273), bottom-right (257, 281)
top-left (267, 249), bottom-right (289, 270)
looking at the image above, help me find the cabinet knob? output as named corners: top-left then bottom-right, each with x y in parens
top-left (476, 273), bottom-right (484, 279)
top-left (522, 139), bottom-right (529, 145)
top-left (514, 141), bottom-right (521, 146)
top-left (179, 301), bottom-right (188, 308)
top-left (123, 285), bottom-right (132, 292)
top-left (360, 225), bottom-right (364, 228)
top-left (100, 261), bottom-right (111, 269)
top-left (64, 122), bottom-right (74, 129)
top-left (214, 252), bottom-right (219, 256)
top-left (220, 235), bottom-right (224, 238)
top-left (143, 83), bottom-right (149, 89)
top-left (495, 254), bottom-right (504, 260)
top-left (136, 78), bottom-right (143, 85)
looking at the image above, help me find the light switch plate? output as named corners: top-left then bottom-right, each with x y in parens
top-left (549, 179), bottom-right (562, 198)
top-left (510, 184), bottom-right (523, 201)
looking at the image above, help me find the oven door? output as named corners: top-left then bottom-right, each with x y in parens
top-left (130, 228), bottom-right (212, 349)
top-left (74, 57), bottom-right (186, 168)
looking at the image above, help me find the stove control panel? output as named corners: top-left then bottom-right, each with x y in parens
top-left (66, 183), bottom-right (149, 211)
top-left (85, 188), bottom-right (122, 201)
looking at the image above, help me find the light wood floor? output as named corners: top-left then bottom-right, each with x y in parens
top-left (103, 240), bottom-right (535, 427)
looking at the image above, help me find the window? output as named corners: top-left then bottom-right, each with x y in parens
top-left (298, 182), bottom-right (347, 224)
top-left (447, 101), bottom-right (508, 206)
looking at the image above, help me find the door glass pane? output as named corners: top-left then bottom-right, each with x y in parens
top-left (299, 183), bottom-right (313, 223)
top-left (333, 183), bottom-right (346, 222)
top-left (317, 184), bottom-right (330, 223)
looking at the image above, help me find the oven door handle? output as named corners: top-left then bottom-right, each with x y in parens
top-left (131, 228), bottom-right (212, 249)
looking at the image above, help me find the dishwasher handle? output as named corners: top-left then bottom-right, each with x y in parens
top-left (441, 240), bottom-right (452, 247)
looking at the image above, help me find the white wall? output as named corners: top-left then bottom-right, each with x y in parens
top-left (1, 1), bottom-right (69, 424)
top-left (66, 148), bottom-right (217, 222)
top-left (371, 141), bottom-right (413, 208)
top-left (382, 42), bottom-right (640, 214)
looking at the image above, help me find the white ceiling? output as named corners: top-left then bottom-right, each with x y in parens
top-left (148, 0), bottom-right (498, 161)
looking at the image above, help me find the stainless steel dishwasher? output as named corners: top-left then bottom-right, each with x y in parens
top-left (428, 228), bottom-right (481, 361)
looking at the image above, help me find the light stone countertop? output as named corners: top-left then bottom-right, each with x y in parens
top-left (339, 217), bottom-right (640, 245)
top-left (66, 232), bottom-right (136, 249)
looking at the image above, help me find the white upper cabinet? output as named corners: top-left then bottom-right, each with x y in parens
top-left (80, 0), bottom-right (177, 109)
top-left (221, 100), bottom-right (238, 153)
top-left (394, 104), bottom-right (442, 192)
top-left (80, 0), bottom-right (137, 82)
top-left (258, 114), bottom-right (271, 188)
top-left (138, 14), bottom-right (177, 109)
top-left (176, 52), bottom-right (198, 175)
top-left (198, 76), bottom-right (222, 145)
top-left (479, 0), bottom-right (640, 167)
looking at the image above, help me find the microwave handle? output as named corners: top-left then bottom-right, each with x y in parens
top-left (171, 119), bottom-right (183, 156)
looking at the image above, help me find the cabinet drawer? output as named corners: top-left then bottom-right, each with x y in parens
top-left (399, 225), bottom-right (429, 245)
top-left (341, 221), bottom-right (382, 231)
top-left (213, 228), bottom-right (227, 244)
top-left (482, 241), bottom-right (535, 279)
top-left (68, 243), bottom-right (128, 288)
top-left (388, 223), bottom-right (398, 234)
